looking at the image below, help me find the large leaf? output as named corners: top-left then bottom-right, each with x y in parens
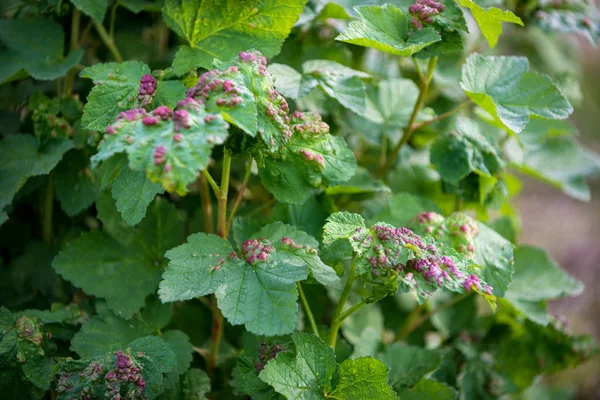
top-left (163, 0), bottom-right (308, 74)
top-left (258, 112), bottom-right (356, 204)
top-left (335, 4), bottom-right (441, 57)
top-left (159, 223), bottom-right (338, 335)
top-left (54, 150), bottom-right (100, 217)
top-left (505, 246), bottom-right (583, 325)
top-left (0, 18), bottom-right (84, 82)
top-left (259, 332), bottom-right (397, 399)
top-left (381, 343), bottom-right (442, 390)
top-left (111, 167), bottom-right (165, 226)
top-left (80, 61), bottom-right (150, 131)
top-left (461, 54), bottom-right (573, 133)
top-left (53, 196), bottom-right (184, 319)
top-left (0, 135), bottom-right (73, 223)
top-left (472, 222), bottom-right (514, 297)
top-left (459, 0), bottom-right (523, 48)
top-left (91, 98), bottom-right (228, 195)
top-left (535, 8), bottom-right (599, 47)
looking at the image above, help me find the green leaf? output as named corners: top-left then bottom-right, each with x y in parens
top-left (322, 211), bottom-right (366, 246)
top-left (259, 332), bottom-right (397, 399)
top-left (505, 246), bottom-right (583, 325)
top-left (112, 167), bottom-right (165, 226)
top-left (535, 9), bottom-right (599, 47)
top-left (268, 63), bottom-right (303, 99)
top-left (372, 192), bottom-right (441, 228)
top-left (299, 60), bottom-right (371, 114)
top-left (154, 80), bottom-right (188, 109)
top-left (459, 0), bottom-right (522, 48)
top-left (473, 222), bottom-right (514, 297)
top-left (336, 4), bottom-right (441, 57)
top-left (160, 222), bottom-right (333, 335)
top-left (70, 0), bottom-right (109, 22)
top-left (382, 343), bottom-right (442, 390)
top-left (397, 378), bottom-right (457, 400)
top-left (259, 112), bottom-right (356, 204)
top-left (80, 61), bottom-right (150, 131)
top-left (0, 18), bottom-right (84, 82)
top-left (232, 352), bottom-right (281, 399)
top-left (163, 0), bottom-right (307, 73)
top-left (325, 167), bottom-right (391, 196)
top-left (92, 99), bottom-right (228, 195)
top-left (461, 54), bottom-right (573, 133)
top-left (54, 150), bottom-right (99, 217)
top-left (508, 135), bottom-right (600, 201)
top-left (0, 135), bottom-right (73, 223)
top-left (120, 0), bottom-right (163, 13)
top-left (362, 78), bottom-right (421, 128)
top-left (430, 117), bottom-right (503, 184)
top-left (57, 336), bottom-right (178, 400)
top-left (162, 330), bottom-right (193, 375)
top-left (160, 368), bottom-right (212, 400)
top-left (53, 196), bottom-right (184, 319)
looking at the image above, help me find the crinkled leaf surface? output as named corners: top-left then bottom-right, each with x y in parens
top-left (336, 4), bottom-right (441, 57)
top-left (259, 112), bottom-right (356, 204)
top-left (459, 0), bottom-right (523, 48)
top-left (111, 167), bottom-right (165, 226)
top-left (461, 54), bottom-right (573, 133)
top-left (0, 135), bottom-right (73, 223)
top-left (80, 61), bottom-right (150, 131)
top-left (0, 18), bottom-right (84, 82)
top-left (259, 332), bottom-right (397, 399)
top-left (153, 80), bottom-right (187, 109)
top-left (159, 222), bottom-right (336, 335)
top-left (473, 222), bottom-right (514, 297)
top-left (53, 196), bottom-right (184, 319)
top-left (431, 117), bottom-right (503, 184)
top-left (91, 99), bottom-right (228, 195)
top-left (163, 0), bottom-right (308, 74)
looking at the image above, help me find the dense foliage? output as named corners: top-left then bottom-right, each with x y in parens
top-left (1, 0), bottom-right (599, 398)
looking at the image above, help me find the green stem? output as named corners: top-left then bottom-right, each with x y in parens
top-left (63, 9), bottom-right (81, 96)
top-left (328, 260), bottom-right (357, 348)
top-left (93, 20), bottom-right (123, 62)
top-left (42, 173), bottom-right (54, 244)
top-left (109, 1), bottom-right (119, 40)
top-left (207, 298), bottom-right (224, 376)
top-left (217, 150), bottom-right (232, 238)
top-left (227, 156), bottom-right (253, 232)
top-left (379, 127), bottom-right (388, 170)
top-left (336, 300), bottom-right (367, 325)
top-left (198, 174), bottom-right (214, 234)
top-left (298, 283), bottom-right (319, 337)
top-left (410, 100), bottom-right (472, 131)
top-left (412, 57), bottom-right (424, 82)
top-left (202, 169), bottom-right (221, 197)
top-left (378, 57), bottom-right (438, 177)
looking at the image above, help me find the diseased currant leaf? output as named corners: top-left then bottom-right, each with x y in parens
top-left (0, 18), bottom-right (84, 82)
top-left (57, 336), bottom-right (178, 400)
top-left (459, 0), bottom-right (523, 48)
top-left (505, 246), bottom-right (583, 325)
top-left (299, 60), bottom-right (371, 114)
top-left (186, 50), bottom-right (292, 151)
top-left (54, 150), bottom-right (99, 217)
top-left (0, 308), bottom-right (55, 396)
top-left (53, 196), bottom-right (184, 319)
top-left (323, 211), bottom-right (366, 245)
top-left (258, 112), bottom-right (356, 204)
top-left (259, 332), bottom-right (397, 399)
top-left (163, 0), bottom-right (308, 74)
top-left (112, 167), bottom-right (165, 226)
top-left (0, 135), bottom-right (73, 224)
top-left (473, 223), bottom-right (514, 298)
top-left (335, 4), bottom-right (441, 57)
top-left (268, 63), bottom-right (303, 99)
top-left (70, 0), bottom-right (109, 23)
top-left (461, 54), bottom-right (573, 133)
top-left (80, 61), bottom-right (150, 131)
top-left (382, 343), bottom-right (442, 390)
top-left (508, 135), bottom-right (600, 202)
top-left (430, 117), bottom-right (503, 184)
top-left (91, 98), bottom-right (228, 195)
top-left (160, 222), bottom-right (332, 335)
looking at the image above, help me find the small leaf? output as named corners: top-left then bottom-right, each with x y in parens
top-left (461, 54), bottom-right (573, 133)
top-left (336, 4), bottom-right (441, 57)
top-left (54, 150), bottom-right (99, 217)
top-left (112, 167), bottom-right (165, 226)
top-left (153, 80), bottom-right (187, 109)
top-left (473, 222), bottom-right (514, 297)
top-left (163, 0), bottom-right (307, 73)
top-left (459, 0), bottom-right (523, 48)
top-left (382, 343), bottom-right (442, 390)
top-left (70, 0), bottom-right (109, 23)
top-left (397, 378), bottom-right (457, 400)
